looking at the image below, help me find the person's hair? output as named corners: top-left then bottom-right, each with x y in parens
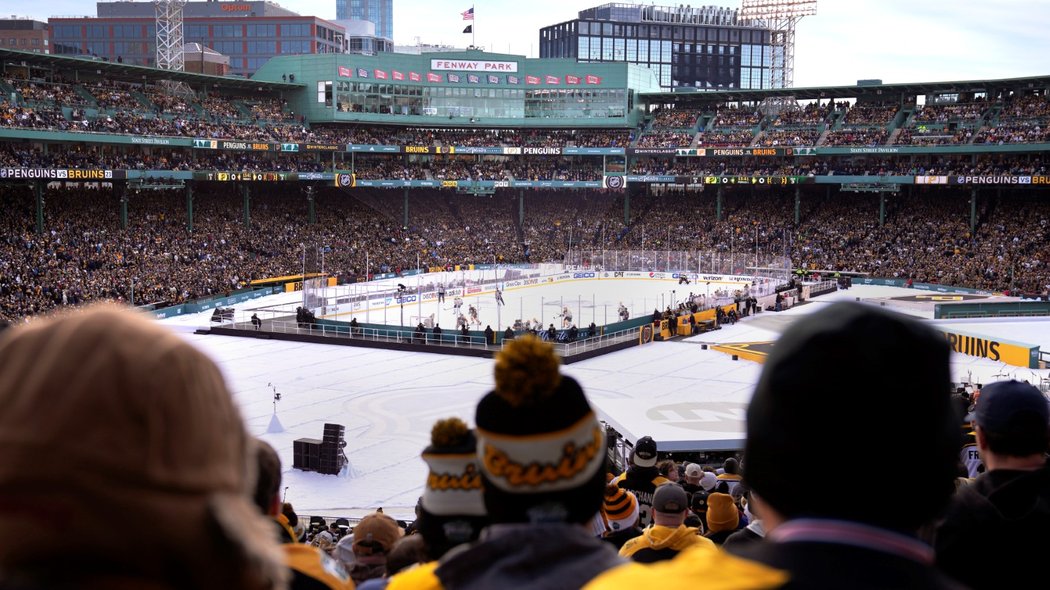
top-left (282, 502), bottom-right (298, 527)
top-left (981, 423), bottom-right (1050, 458)
top-left (657, 459), bottom-right (677, 478)
top-left (253, 440), bottom-right (282, 514)
top-left (386, 535), bottom-right (427, 576)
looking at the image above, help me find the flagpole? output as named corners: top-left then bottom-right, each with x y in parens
top-left (472, 5), bottom-right (476, 48)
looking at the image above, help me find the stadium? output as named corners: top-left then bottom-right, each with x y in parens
top-left (1, 1), bottom-right (1050, 585)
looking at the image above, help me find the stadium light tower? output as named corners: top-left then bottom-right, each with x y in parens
top-left (740, 0), bottom-right (817, 89)
top-left (154, 0), bottom-right (187, 73)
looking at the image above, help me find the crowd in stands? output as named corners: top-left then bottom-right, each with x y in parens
top-left (913, 101), bottom-right (987, 123)
top-left (146, 88), bottom-right (196, 116)
top-left (8, 79), bottom-right (89, 107)
top-left (637, 130), bottom-right (695, 147)
top-left (823, 127), bottom-right (889, 147)
top-left (648, 105), bottom-right (702, 129)
top-left (3, 90), bottom-right (1050, 149)
top-left (974, 121), bottom-right (1050, 144)
top-left (712, 106), bottom-right (762, 127)
top-left (841, 102), bottom-right (898, 125)
top-left (0, 101), bottom-right (67, 130)
top-left (200, 95), bottom-right (244, 120)
top-left (757, 128), bottom-right (821, 147)
top-left (898, 127), bottom-right (975, 146)
top-left (696, 130), bottom-right (755, 147)
top-left (247, 98), bottom-right (294, 122)
top-left (89, 83), bottom-right (146, 112)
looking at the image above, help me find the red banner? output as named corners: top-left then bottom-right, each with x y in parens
top-left (525, 75), bottom-right (540, 85)
top-left (545, 75), bottom-right (559, 85)
top-left (585, 75), bottom-right (602, 85)
top-left (427, 72), bottom-right (443, 83)
top-left (566, 75), bottom-right (580, 85)
top-left (392, 70), bottom-right (404, 81)
top-left (409, 71), bottom-right (421, 81)
top-left (374, 69), bottom-right (388, 80)
top-left (337, 66), bottom-right (351, 78)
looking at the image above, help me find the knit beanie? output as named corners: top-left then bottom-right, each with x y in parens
top-left (475, 335), bottom-right (607, 524)
top-left (602, 484), bottom-right (640, 531)
top-left (417, 417), bottom-right (487, 560)
top-left (706, 493), bottom-right (739, 533)
top-left (745, 302), bottom-right (959, 533)
top-left (0, 306), bottom-right (286, 590)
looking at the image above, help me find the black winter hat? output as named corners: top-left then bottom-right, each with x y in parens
top-left (475, 335), bottom-right (607, 525)
top-left (745, 302), bottom-right (959, 533)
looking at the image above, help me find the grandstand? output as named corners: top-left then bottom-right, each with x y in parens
top-left (1, 46), bottom-right (1049, 328)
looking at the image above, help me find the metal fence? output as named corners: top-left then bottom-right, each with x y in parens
top-left (564, 249), bottom-right (792, 280)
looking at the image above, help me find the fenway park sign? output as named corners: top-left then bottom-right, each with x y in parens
top-left (430, 59), bottom-right (518, 72)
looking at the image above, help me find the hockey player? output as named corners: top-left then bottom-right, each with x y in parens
top-left (560, 306), bottom-right (573, 329)
top-left (468, 305), bottom-right (481, 327)
top-left (494, 288), bottom-right (505, 306)
top-left (452, 296), bottom-right (463, 314)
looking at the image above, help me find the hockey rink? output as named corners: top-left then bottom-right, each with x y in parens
top-left (161, 283), bottom-right (1050, 522)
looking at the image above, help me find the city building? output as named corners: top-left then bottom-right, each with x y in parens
top-left (539, 3), bottom-right (779, 91)
top-left (334, 20), bottom-right (393, 55)
top-left (49, 1), bottom-right (344, 77)
top-left (0, 19), bottom-right (49, 54)
top-left (336, 0), bottom-right (393, 41)
top-left (252, 50), bottom-right (658, 127)
top-left (183, 42), bottom-right (232, 76)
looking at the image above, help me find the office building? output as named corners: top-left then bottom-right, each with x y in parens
top-left (0, 19), bottom-right (49, 54)
top-left (539, 3), bottom-right (779, 91)
top-left (336, 0), bottom-right (393, 41)
top-left (49, 1), bottom-right (344, 77)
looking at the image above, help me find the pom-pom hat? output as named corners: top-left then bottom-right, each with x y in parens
top-left (475, 335), bottom-right (607, 524)
top-left (421, 417), bottom-right (485, 517)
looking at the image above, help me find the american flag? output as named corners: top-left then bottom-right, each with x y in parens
top-left (462, 7), bottom-right (474, 20)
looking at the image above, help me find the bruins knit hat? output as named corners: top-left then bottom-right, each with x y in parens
top-left (0, 306), bottom-right (286, 590)
top-left (416, 417), bottom-right (487, 560)
top-left (745, 302), bottom-right (958, 533)
top-left (421, 417), bottom-right (485, 517)
top-left (475, 335), bottom-right (607, 524)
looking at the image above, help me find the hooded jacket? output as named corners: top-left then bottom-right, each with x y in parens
top-left (935, 465), bottom-right (1050, 589)
top-left (618, 524), bottom-right (715, 563)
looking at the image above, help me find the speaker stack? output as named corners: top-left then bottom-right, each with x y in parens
top-left (293, 422), bottom-right (347, 475)
top-left (319, 423), bottom-right (348, 475)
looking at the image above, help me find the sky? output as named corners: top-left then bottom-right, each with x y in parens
top-left (15, 0), bottom-right (1050, 87)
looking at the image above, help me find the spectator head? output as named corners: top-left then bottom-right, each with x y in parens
top-left (352, 512), bottom-right (402, 558)
top-left (723, 457), bottom-right (740, 475)
top-left (744, 302), bottom-right (958, 534)
top-left (970, 380), bottom-right (1050, 458)
top-left (0, 306), bottom-right (286, 589)
top-left (658, 459), bottom-right (679, 482)
top-left (706, 492), bottom-right (739, 534)
top-left (385, 534), bottom-right (427, 576)
top-left (631, 436), bottom-right (659, 468)
top-left (250, 439), bottom-right (285, 518)
top-left (416, 416), bottom-right (487, 560)
top-left (690, 490), bottom-right (709, 517)
top-left (651, 484), bottom-right (689, 527)
top-left (475, 335), bottom-right (607, 525)
top-left (699, 471), bottom-right (718, 492)
top-left (684, 463), bottom-right (703, 485)
top-left (602, 485), bottom-right (639, 532)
